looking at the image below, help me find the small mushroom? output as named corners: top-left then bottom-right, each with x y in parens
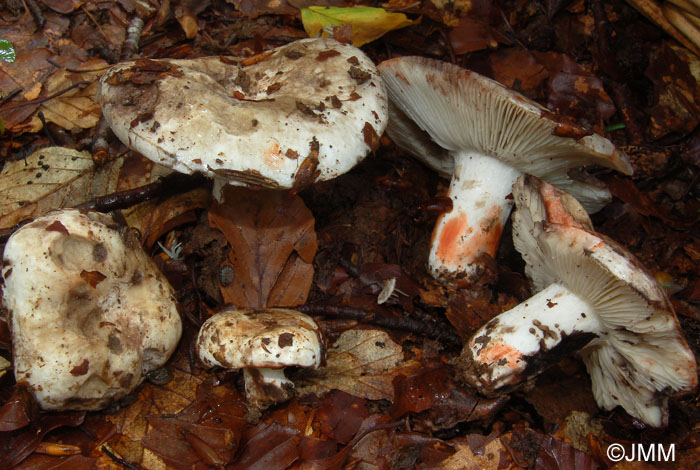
top-left (377, 57), bottom-right (633, 284)
top-left (1, 209), bottom-right (182, 410)
top-left (96, 37), bottom-right (387, 199)
top-left (196, 308), bottom-right (323, 410)
top-left (458, 175), bottom-right (697, 427)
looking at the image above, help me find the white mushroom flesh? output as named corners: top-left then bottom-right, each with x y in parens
top-left (1, 209), bottom-right (182, 410)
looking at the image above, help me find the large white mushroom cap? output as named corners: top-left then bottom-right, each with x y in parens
top-left (460, 176), bottom-right (697, 427)
top-left (1, 209), bottom-right (182, 410)
top-left (96, 37), bottom-right (388, 193)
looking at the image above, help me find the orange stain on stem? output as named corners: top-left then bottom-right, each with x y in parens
top-left (478, 342), bottom-right (523, 369)
top-left (434, 212), bottom-right (471, 264)
top-left (434, 205), bottom-right (503, 267)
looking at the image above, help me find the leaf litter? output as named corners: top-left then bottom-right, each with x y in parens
top-left (0, 0), bottom-right (700, 469)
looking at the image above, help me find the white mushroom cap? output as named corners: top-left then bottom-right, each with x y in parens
top-left (377, 56), bottom-right (632, 283)
top-left (459, 176), bottom-right (697, 427)
top-left (196, 307), bottom-right (323, 408)
top-left (96, 38), bottom-right (388, 194)
top-left (1, 209), bottom-right (182, 411)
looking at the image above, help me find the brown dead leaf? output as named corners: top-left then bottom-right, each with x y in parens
top-left (392, 365), bottom-right (508, 431)
top-left (0, 48), bottom-right (55, 133)
top-left (439, 436), bottom-right (517, 470)
top-left (490, 49), bottom-right (616, 128)
top-left (230, 422), bottom-right (300, 470)
top-left (208, 186), bottom-right (317, 308)
top-left (103, 350), bottom-right (222, 470)
top-left (0, 147), bottom-right (122, 229)
top-left (316, 390), bottom-right (368, 444)
top-left (297, 328), bottom-right (419, 401)
top-left (428, 0), bottom-right (473, 25)
top-left (645, 43), bottom-right (700, 139)
top-left (38, 57), bottom-right (109, 131)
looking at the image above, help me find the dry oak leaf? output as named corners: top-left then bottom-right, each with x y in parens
top-left (439, 437), bottom-right (517, 470)
top-left (0, 147), bottom-right (122, 230)
top-left (38, 57), bottom-right (108, 132)
top-left (208, 186), bottom-right (318, 308)
top-left (103, 355), bottom-right (205, 470)
top-left (297, 328), bottom-right (419, 401)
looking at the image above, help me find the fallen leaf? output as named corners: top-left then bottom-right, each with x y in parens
top-left (316, 390), bottom-right (368, 443)
top-left (230, 422), bottom-right (300, 470)
top-left (0, 386), bottom-right (36, 432)
top-left (439, 436), bottom-right (516, 470)
top-left (0, 48), bottom-right (55, 133)
top-left (428, 0), bottom-right (473, 25)
top-left (645, 42), bottom-right (700, 139)
top-left (208, 186), bottom-right (317, 308)
top-left (0, 147), bottom-right (122, 229)
top-left (392, 365), bottom-right (508, 431)
top-left (301, 6), bottom-right (418, 47)
top-left (38, 57), bottom-right (108, 131)
top-left (503, 426), bottom-right (600, 470)
top-left (297, 328), bottom-right (419, 401)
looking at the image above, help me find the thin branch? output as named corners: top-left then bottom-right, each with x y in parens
top-left (296, 303), bottom-right (462, 347)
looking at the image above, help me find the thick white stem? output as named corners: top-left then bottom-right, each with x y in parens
top-left (463, 282), bottom-right (603, 393)
top-left (428, 151), bottom-right (521, 282)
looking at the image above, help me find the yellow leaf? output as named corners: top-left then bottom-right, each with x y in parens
top-left (301, 6), bottom-right (419, 47)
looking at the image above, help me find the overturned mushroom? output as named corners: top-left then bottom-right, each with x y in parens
top-left (377, 57), bottom-right (632, 285)
top-left (458, 176), bottom-right (697, 427)
top-left (1, 209), bottom-right (182, 410)
top-left (96, 37), bottom-right (387, 199)
top-left (196, 308), bottom-right (323, 410)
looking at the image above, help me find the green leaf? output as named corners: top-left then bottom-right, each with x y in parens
top-left (0, 38), bottom-right (15, 63)
top-left (301, 6), bottom-right (419, 47)
top-left (0, 117), bottom-right (4, 135)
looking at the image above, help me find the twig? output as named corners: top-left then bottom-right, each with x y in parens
top-left (75, 172), bottom-right (208, 212)
top-left (46, 57), bottom-right (111, 74)
top-left (101, 446), bottom-right (140, 470)
top-left (1, 81), bottom-right (90, 111)
top-left (0, 173), bottom-right (208, 244)
top-left (36, 111), bottom-right (56, 146)
top-left (91, 117), bottom-right (112, 166)
top-left (81, 5), bottom-right (109, 43)
top-left (121, 16), bottom-right (145, 60)
top-left (296, 303), bottom-right (462, 347)
top-left (25, 0), bottom-right (44, 27)
top-left (0, 88), bottom-right (22, 106)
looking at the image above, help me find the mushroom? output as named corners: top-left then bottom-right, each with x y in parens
top-left (377, 57), bottom-right (633, 284)
top-left (196, 307), bottom-right (323, 410)
top-left (457, 175), bottom-right (697, 427)
top-left (95, 37), bottom-right (387, 200)
top-left (1, 209), bottom-right (182, 410)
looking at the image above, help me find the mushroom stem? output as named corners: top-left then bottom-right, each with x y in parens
top-left (243, 367), bottom-right (294, 408)
top-left (428, 152), bottom-right (521, 282)
top-left (461, 282), bottom-right (603, 394)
